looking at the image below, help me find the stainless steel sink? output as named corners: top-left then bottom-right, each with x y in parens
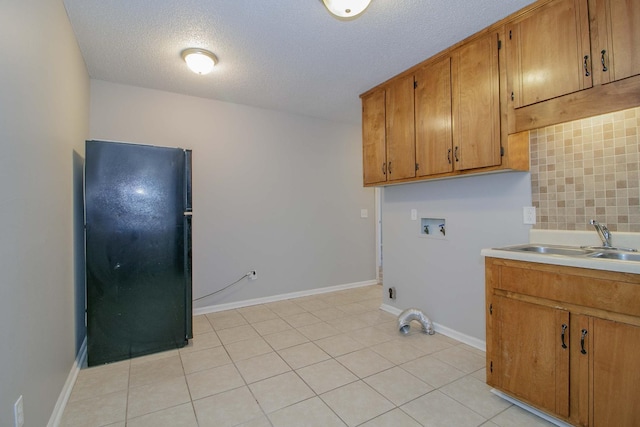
top-left (494, 244), bottom-right (640, 262)
top-left (496, 244), bottom-right (596, 256)
top-left (589, 251), bottom-right (640, 261)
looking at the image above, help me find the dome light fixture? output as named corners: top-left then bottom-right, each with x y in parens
top-left (322, 0), bottom-right (372, 19)
top-left (181, 48), bottom-right (218, 75)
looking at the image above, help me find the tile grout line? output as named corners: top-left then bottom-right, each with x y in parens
top-left (64, 285), bottom-right (553, 427)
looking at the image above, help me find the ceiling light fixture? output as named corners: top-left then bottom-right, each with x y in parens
top-left (181, 48), bottom-right (217, 75)
top-left (322, 0), bottom-right (372, 19)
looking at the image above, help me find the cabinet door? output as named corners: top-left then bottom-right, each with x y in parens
top-left (569, 314), bottom-right (590, 427)
top-left (492, 296), bottom-right (570, 417)
top-left (362, 90), bottom-right (387, 185)
top-left (591, 318), bottom-right (640, 426)
top-left (452, 32), bottom-right (501, 171)
top-left (385, 75), bottom-right (416, 181)
top-left (415, 57), bottom-right (453, 176)
top-left (507, 0), bottom-right (592, 107)
top-left (592, 0), bottom-right (640, 84)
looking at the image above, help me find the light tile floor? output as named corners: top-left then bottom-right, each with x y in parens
top-left (60, 284), bottom-right (556, 427)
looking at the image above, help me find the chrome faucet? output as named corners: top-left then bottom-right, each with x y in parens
top-left (590, 219), bottom-right (612, 248)
top-left (584, 219), bottom-right (637, 252)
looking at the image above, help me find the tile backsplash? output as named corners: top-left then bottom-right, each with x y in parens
top-left (530, 106), bottom-right (640, 232)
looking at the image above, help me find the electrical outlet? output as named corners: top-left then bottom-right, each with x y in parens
top-left (523, 206), bottom-right (536, 225)
top-left (14, 395), bottom-right (24, 427)
top-left (248, 270), bottom-right (257, 280)
top-left (411, 209), bottom-right (417, 221)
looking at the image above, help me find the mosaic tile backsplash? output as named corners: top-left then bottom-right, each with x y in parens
top-left (530, 106), bottom-right (640, 232)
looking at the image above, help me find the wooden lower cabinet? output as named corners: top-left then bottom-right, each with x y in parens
top-left (492, 296), bottom-right (570, 417)
top-left (591, 318), bottom-right (640, 426)
top-left (486, 257), bottom-right (640, 426)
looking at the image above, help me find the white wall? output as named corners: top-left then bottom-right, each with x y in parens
top-left (381, 172), bottom-right (532, 343)
top-left (0, 0), bottom-right (89, 425)
top-left (89, 80), bottom-right (376, 308)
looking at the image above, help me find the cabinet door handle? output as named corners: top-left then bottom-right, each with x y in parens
top-left (388, 162), bottom-right (392, 174)
top-left (601, 49), bottom-right (608, 72)
top-left (580, 329), bottom-right (588, 354)
top-left (447, 148), bottom-right (452, 164)
top-left (561, 324), bottom-right (568, 349)
top-left (454, 146), bottom-right (459, 162)
top-left (584, 55), bottom-right (591, 77)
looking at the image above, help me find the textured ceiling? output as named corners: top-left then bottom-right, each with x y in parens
top-left (63, 0), bottom-right (535, 124)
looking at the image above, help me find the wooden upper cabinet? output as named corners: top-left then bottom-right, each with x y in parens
top-left (591, 0), bottom-right (640, 85)
top-left (362, 90), bottom-right (387, 185)
top-left (507, 0), bottom-right (592, 108)
top-left (452, 32), bottom-right (502, 170)
top-left (385, 75), bottom-right (416, 181)
top-left (415, 57), bottom-right (453, 176)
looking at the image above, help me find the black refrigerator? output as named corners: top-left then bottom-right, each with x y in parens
top-left (85, 140), bottom-right (193, 366)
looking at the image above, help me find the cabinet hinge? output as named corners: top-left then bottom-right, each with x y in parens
top-left (489, 303), bottom-right (493, 315)
top-left (500, 146), bottom-right (504, 157)
top-left (498, 40), bottom-right (502, 50)
top-left (490, 361), bottom-right (493, 373)
top-left (509, 30), bottom-right (512, 40)
top-left (415, 163), bottom-right (419, 171)
top-left (511, 91), bottom-right (514, 102)
top-left (414, 80), bottom-right (418, 89)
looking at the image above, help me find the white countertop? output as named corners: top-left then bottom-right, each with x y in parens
top-left (481, 230), bottom-right (640, 275)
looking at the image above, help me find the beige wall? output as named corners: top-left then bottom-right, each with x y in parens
top-left (89, 80), bottom-right (376, 309)
top-left (381, 173), bottom-right (532, 342)
top-left (0, 0), bottom-right (89, 425)
top-left (531, 106), bottom-right (640, 231)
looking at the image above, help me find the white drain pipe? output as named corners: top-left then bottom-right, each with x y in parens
top-left (398, 308), bottom-right (435, 335)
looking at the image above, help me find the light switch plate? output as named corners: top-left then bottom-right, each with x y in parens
top-left (361, 209), bottom-right (368, 218)
top-left (523, 206), bottom-right (536, 225)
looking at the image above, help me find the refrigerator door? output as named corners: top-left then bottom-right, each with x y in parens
top-left (184, 149), bottom-right (193, 340)
top-left (85, 140), bottom-right (191, 366)
top-left (184, 149), bottom-right (193, 212)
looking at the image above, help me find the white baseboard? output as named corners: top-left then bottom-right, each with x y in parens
top-left (47, 338), bottom-right (87, 427)
top-left (380, 304), bottom-right (486, 352)
top-left (378, 304), bottom-right (403, 318)
top-left (194, 280), bottom-right (379, 316)
top-left (48, 280), bottom-right (378, 425)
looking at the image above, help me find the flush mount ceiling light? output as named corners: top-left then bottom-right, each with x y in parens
top-left (322, 0), bottom-right (372, 19)
top-left (181, 48), bottom-right (217, 75)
